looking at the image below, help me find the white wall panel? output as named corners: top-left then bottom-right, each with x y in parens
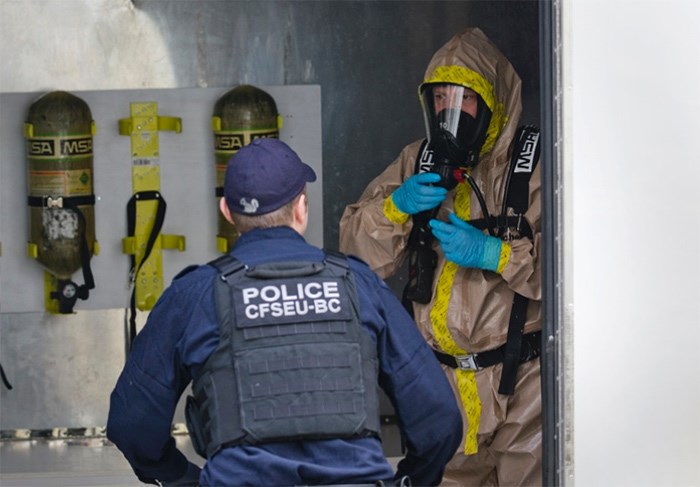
top-left (567, 0), bottom-right (700, 485)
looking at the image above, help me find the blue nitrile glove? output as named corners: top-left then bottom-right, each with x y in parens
top-left (160, 461), bottom-right (201, 486)
top-left (429, 212), bottom-right (503, 271)
top-left (391, 172), bottom-right (448, 215)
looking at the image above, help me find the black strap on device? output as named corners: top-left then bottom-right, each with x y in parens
top-left (496, 125), bottom-right (540, 395)
top-left (125, 190), bottom-right (167, 351)
top-left (498, 292), bottom-right (529, 394)
top-left (504, 125), bottom-right (541, 216)
top-left (402, 140), bottom-right (447, 312)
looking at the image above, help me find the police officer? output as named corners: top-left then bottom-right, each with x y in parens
top-left (340, 28), bottom-right (543, 486)
top-left (107, 138), bottom-right (462, 486)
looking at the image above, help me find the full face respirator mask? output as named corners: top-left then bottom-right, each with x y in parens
top-left (420, 83), bottom-right (492, 188)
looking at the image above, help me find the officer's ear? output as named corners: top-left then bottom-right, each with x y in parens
top-left (293, 191), bottom-right (309, 234)
top-left (219, 197), bottom-right (234, 224)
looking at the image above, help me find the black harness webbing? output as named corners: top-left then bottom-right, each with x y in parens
top-left (405, 125), bottom-right (541, 395)
top-left (433, 330), bottom-right (542, 371)
top-left (495, 125), bottom-right (540, 394)
top-left (468, 215), bottom-right (533, 240)
top-left (27, 194), bottom-right (96, 308)
top-left (498, 292), bottom-right (529, 394)
top-left (125, 190), bottom-right (167, 351)
top-left (504, 125), bottom-right (541, 216)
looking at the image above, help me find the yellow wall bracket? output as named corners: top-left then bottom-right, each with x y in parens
top-left (216, 236), bottom-right (229, 254)
top-left (119, 102), bottom-right (185, 311)
top-left (43, 272), bottom-right (60, 314)
top-left (27, 241), bottom-right (100, 314)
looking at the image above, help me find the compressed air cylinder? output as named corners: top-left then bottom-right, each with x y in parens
top-left (212, 85), bottom-right (280, 252)
top-left (25, 91), bottom-right (96, 279)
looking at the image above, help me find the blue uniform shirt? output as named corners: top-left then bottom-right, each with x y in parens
top-left (107, 227), bottom-right (461, 486)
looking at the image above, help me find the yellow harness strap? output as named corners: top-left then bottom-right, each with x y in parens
top-left (430, 181), bottom-right (481, 455)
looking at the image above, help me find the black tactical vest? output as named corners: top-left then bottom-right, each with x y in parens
top-left (186, 252), bottom-right (381, 458)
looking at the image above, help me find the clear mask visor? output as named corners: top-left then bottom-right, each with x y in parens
top-left (420, 83), bottom-right (474, 142)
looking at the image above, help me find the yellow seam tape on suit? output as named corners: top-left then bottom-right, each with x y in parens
top-left (497, 242), bottom-right (511, 274)
top-left (430, 180), bottom-right (481, 455)
top-left (383, 195), bottom-right (410, 225)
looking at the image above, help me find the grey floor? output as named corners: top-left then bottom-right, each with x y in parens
top-left (0, 433), bottom-right (402, 487)
top-left (1, 435), bottom-right (159, 486)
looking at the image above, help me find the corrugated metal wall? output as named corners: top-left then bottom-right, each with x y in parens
top-left (0, 0), bottom-right (540, 432)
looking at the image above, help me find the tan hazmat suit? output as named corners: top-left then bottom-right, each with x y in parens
top-left (339, 28), bottom-right (542, 486)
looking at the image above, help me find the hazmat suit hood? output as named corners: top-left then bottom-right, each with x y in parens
top-left (419, 28), bottom-right (522, 170)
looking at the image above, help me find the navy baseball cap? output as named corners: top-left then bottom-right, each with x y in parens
top-left (224, 138), bottom-right (317, 215)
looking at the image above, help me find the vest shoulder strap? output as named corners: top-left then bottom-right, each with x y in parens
top-left (207, 249), bottom-right (350, 280)
top-left (209, 250), bottom-right (351, 277)
top-left (324, 248), bottom-right (350, 271)
top-left (208, 253), bottom-right (246, 277)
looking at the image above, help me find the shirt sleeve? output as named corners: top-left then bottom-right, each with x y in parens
top-left (106, 271), bottom-right (211, 484)
top-left (350, 259), bottom-right (462, 486)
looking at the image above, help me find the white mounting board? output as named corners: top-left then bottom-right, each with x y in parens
top-left (0, 85), bottom-right (323, 313)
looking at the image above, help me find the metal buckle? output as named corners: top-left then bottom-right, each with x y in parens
top-left (46, 196), bottom-right (64, 209)
top-left (455, 353), bottom-right (481, 371)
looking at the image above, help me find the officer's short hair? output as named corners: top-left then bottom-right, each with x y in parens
top-left (231, 188), bottom-right (306, 233)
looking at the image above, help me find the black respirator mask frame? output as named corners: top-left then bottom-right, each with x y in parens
top-left (420, 83), bottom-right (493, 175)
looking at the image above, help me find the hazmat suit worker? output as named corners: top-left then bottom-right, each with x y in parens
top-left (339, 28), bottom-right (542, 486)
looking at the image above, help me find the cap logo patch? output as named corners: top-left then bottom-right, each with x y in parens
top-left (240, 197), bottom-right (260, 214)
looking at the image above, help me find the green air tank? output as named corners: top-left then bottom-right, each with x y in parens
top-left (25, 90), bottom-right (96, 279)
top-left (212, 85), bottom-right (281, 252)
